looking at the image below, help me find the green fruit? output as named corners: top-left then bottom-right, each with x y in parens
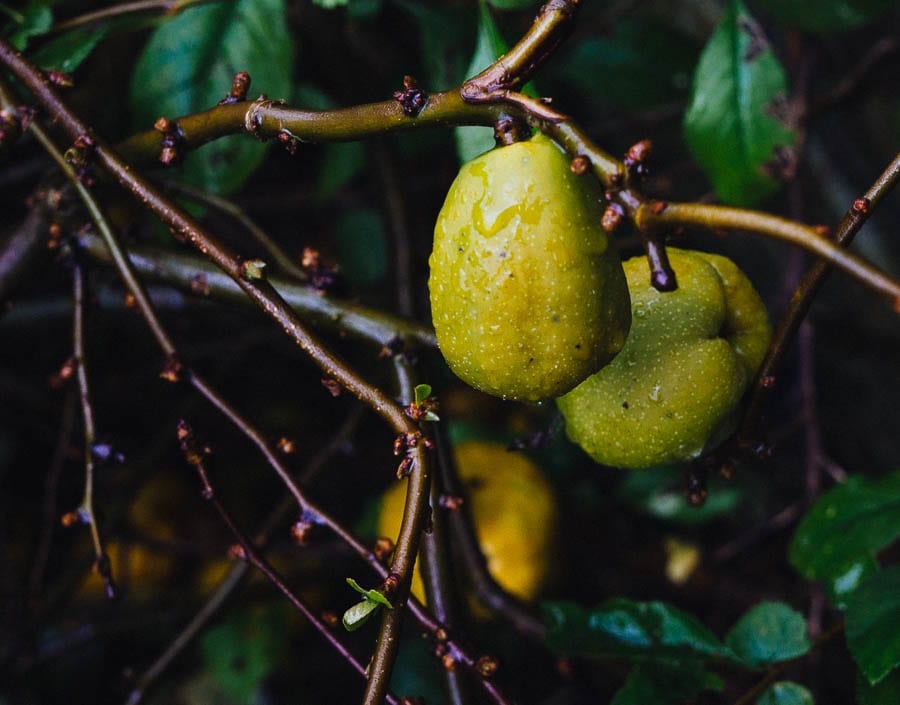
top-left (429, 133), bottom-right (631, 402)
top-left (557, 248), bottom-right (772, 469)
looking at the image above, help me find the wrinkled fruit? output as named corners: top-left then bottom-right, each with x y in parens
top-left (429, 133), bottom-right (631, 402)
top-left (557, 248), bottom-right (772, 469)
top-left (377, 441), bottom-right (558, 604)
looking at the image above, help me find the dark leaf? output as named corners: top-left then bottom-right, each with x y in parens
top-left (30, 25), bottom-right (108, 73)
top-left (858, 666), bottom-right (900, 705)
top-left (755, 0), bottom-right (896, 33)
top-left (789, 471), bottom-right (900, 605)
top-left (130, 0), bottom-right (293, 194)
top-left (756, 681), bottom-right (815, 705)
top-left (611, 662), bottom-right (723, 705)
top-left (845, 565), bottom-right (900, 685)
top-left (725, 602), bottom-right (811, 666)
top-left (543, 600), bottom-right (732, 662)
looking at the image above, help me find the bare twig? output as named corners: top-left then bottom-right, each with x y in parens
top-left (72, 261), bottom-right (117, 598)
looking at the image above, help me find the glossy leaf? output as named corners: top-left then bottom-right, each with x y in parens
top-left (756, 681), bottom-right (814, 705)
top-left (844, 566), bottom-right (900, 685)
top-left (130, 0), bottom-right (292, 194)
top-left (725, 602), bottom-right (811, 666)
top-left (543, 600), bottom-right (732, 662)
top-left (858, 666), bottom-right (900, 705)
top-left (683, 0), bottom-right (796, 206)
top-left (346, 576), bottom-right (393, 608)
top-left (611, 662), bottom-right (723, 705)
top-left (789, 472), bottom-right (900, 600)
top-left (30, 26), bottom-right (108, 73)
top-left (455, 0), bottom-right (506, 165)
top-left (755, 0), bottom-right (896, 33)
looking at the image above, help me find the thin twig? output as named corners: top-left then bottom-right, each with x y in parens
top-left (739, 150), bottom-right (900, 442)
top-left (124, 407), bottom-right (364, 705)
top-left (178, 428), bottom-right (400, 705)
top-left (72, 261), bottom-right (117, 598)
top-left (164, 181), bottom-right (307, 281)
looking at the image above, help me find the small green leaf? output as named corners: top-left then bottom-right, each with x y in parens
top-left (313, 0), bottom-right (348, 8)
top-left (725, 602), bottom-right (811, 666)
top-left (29, 25), bottom-right (108, 73)
top-left (845, 565), bottom-right (900, 685)
top-left (858, 666), bottom-right (900, 705)
top-left (683, 0), bottom-right (797, 206)
top-left (346, 577), bottom-right (393, 608)
top-left (542, 600), bottom-right (732, 662)
top-left (755, 0), bottom-right (896, 33)
top-left (789, 471), bottom-right (900, 603)
top-left (342, 598), bottom-right (381, 631)
top-left (756, 681), bottom-right (814, 705)
top-left (611, 662), bottom-right (724, 705)
top-left (130, 0), bottom-right (293, 194)
top-left (414, 384), bottom-right (432, 406)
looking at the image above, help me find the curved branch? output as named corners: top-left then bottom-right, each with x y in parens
top-left (634, 201), bottom-right (900, 302)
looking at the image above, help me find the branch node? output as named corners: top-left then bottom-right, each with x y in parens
top-left (219, 71), bottom-right (251, 104)
top-left (393, 75), bottom-right (427, 117)
top-left (153, 116), bottom-right (186, 166)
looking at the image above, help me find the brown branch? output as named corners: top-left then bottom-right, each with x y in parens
top-left (76, 232), bottom-right (436, 350)
top-left (50, 0), bottom-right (216, 34)
top-left (739, 150), bottom-right (900, 442)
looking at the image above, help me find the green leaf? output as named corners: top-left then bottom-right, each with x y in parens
top-left (342, 598), bottom-right (381, 631)
top-left (10, 2), bottom-right (52, 50)
top-left (756, 681), bottom-right (814, 705)
top-left (617, 465), bottom-right (744, 524)
top-left (858, 666), bottom-right (900, 705)
top-left (130, 0), bottom-right (293, 194)
top-left (393, 1), bottom-right (473, 89)
top-left (789, 472), bottom-right (900, 602)
top-left (414, 384), bottom-right (432, 406)
top-left (486, 0), bottom-right (539, 9)
top-left (201, 603), bottom-right (289, 703)
top-left (334, 208), bottom-right (387, 285)
top-left (346, 577), bottom-right (393, 608)
top-left (313, 0), bottom-right (348, 8)
top-left (755, 0), bottom-right (896, 33)
top-left (555, 17), bottom-right (700, 110)
top-left (29, 25), bottom-right (108, 73)
top-left (725, 602), bottom-right (811, 666)
top-left (455, 0), bottom-right (506, 164)
top-left (542, 600), bottom-right (733, 663)
top-left (611, 662), bottom-right (724, 705)
top-left (683, 0), bottom-right (797, 206)
top-left (844, 565), bottom-right (900, 685)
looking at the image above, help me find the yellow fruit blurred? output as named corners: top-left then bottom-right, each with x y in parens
top-left (377, 441), bottom-right (558, 605)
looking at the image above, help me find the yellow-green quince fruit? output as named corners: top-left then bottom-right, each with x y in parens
top-left (377, 441), bottom-right (558, 604)
top-left (557, 248), bottom-right (772, 469)
top-left (429, 133), bottom-right (631, 402)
